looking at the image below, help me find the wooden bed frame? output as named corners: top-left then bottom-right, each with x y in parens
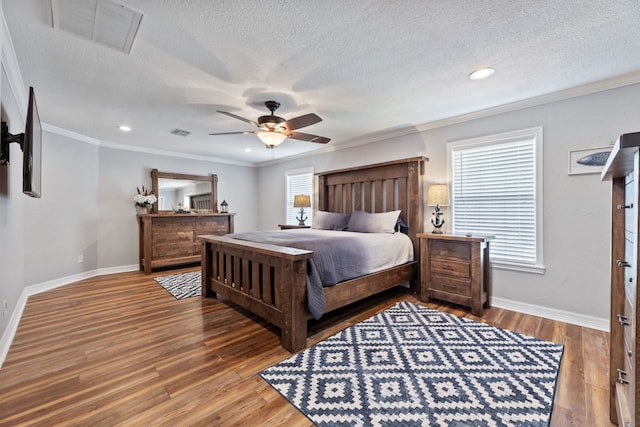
top-left (200, 157), bottom-right (427, 352)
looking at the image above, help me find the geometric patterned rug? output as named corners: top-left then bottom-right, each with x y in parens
top-left (260, 301), bottom-right (564, 426)
top-left (153, 271), bottom-right (201, 299)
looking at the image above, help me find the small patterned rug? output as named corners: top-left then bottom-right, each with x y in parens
top-left (153, 271), bottom-right (201, 299)
top-left (260, 301), bottom-right (564, 426)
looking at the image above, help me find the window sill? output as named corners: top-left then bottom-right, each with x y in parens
top-left (491, 260), bottom-right (546, 275)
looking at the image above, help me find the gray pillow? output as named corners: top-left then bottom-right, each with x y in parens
top-left (311, 211), bottom-right (351, 230)
top-left (346, 210), bottom-right (401, 233)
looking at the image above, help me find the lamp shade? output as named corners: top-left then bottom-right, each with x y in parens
top-left (427, 184), bottom-right (450, 206)
top-left (293, 194), bottom-right (311, 208)
top-left (256, 131), bottom-right (287, 148)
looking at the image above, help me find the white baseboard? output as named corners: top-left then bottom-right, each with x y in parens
top-left (492, 297), bottom-right (609, 332)
top-left (0, 264), bottom-right (139, 369)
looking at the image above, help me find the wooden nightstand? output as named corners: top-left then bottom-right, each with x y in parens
top-left (278, 224), bottom-right (311, 230)
top-left (418, 233), bottom-right (494, 316)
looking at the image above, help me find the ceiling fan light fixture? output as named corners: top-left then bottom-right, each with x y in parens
top-left (257, 131), bottom-right (287, 148)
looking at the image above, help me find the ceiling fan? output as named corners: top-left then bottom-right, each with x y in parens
top-left (209, 101), bottom-right (331, 149)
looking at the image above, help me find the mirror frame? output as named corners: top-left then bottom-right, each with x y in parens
top-left (151, 169), bottom-right (218, 213)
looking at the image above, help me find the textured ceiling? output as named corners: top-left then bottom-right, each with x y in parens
top-left (4, 0), bottom-right (640, 165)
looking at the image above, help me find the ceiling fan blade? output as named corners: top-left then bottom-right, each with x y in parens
top-left (288, 131), bottom-right (330, 144)
top-left (282, 113), bottom-right (322, 131)
top-left (217, 111), bottom-right (259, 127)
top-left (208, 131), bottom-right (255, 136)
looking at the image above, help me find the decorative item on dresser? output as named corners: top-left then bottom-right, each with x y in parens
top-left (134, 186), bottom-right (156, 214)
top-left (418, 232), bottom-right (493, 316)
top-left (427, 184), bottom-right (450, 233)
top-left (601, 131), bottom-right (640, 426)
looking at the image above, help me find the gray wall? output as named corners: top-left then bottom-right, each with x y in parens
top-left (0, 69), bottom-right (258, 345)
top-left (96, 148), bottom-right (258, 270)
top-left (258, 83), bottom-right (640, 325)
top-left (0, 61), bottom-right (25, 338)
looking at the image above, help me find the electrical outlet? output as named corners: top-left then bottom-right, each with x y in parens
top-left (77, 254), bottom-right (83, 263)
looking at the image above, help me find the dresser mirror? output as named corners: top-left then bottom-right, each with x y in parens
top-left (151, 169), bottom-right (218, 213)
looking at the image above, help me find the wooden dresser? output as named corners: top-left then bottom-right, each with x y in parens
top-left (418, 233), bottom-right (493, 316)
top-left (602, 132), bottom-right (640, 426)
top-left (138, 213), bottom-right (234, 274)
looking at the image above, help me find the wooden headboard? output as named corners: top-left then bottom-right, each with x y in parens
top-left (316, 156), bottom-right (427, 249)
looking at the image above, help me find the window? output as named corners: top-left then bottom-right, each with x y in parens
top-left (286, 167), bottom-right (314, 226)
top-left (448, 127), bottom-right (544, 274)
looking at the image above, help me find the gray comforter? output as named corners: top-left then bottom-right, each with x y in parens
top-left (226, 229), bottom-right (414, 319)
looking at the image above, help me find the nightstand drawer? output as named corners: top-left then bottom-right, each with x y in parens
top-left (430, 240), bottom-right (471, 260)
top-left (431, 258), bottom-right (470, 279)
top-left (430, 275), bottom-right (471, 296)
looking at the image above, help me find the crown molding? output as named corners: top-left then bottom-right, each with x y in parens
top-left (98, 139), bottom-right (255, 167)
top-left (42, 123), bottom-right (102, 145)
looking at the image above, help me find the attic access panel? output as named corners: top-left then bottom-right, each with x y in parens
top-left (51, 0), bottom-right (143, 54)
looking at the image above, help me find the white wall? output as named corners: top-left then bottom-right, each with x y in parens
top-left (258, 83), bottom-right (640, 328)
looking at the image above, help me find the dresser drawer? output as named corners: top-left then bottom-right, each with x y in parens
top-left (431, 258), bottom-right (470, 279)
top-left (430, 274), bottom-right (471, 297)
top-left (196, 216), bottom-right (230, 234)
top-left (153, 242), bottom-right (195, 259)
top-left (430, 240), bottom-right (471, 260)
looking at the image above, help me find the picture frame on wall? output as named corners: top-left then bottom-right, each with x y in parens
top-left (568, 146), bottom-right (613, 175)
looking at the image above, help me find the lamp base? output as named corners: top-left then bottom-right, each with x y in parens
top-left (432, 228), bottom-right (445, 234)
top-left (296, 208), bottom-right (308, 226)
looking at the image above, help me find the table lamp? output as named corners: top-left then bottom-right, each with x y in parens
top-left (293, 194), bottom-right (311, 226)
top-left (427, 184), bottom-right (450, 233)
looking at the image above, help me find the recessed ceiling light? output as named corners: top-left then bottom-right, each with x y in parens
top-left (244, 148), bottom-right (252, 152)
top-left (119, 125), bottom-right (131, 132)
top-left (469, 67), bottom-right (495, 80)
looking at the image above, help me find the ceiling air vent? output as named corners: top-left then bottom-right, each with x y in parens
top-left (171, 129), bottom-right (191, 137)
top-left (51, 0), bottom-right (143, 54)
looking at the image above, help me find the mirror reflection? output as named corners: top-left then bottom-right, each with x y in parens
top-left (158, 179), bottom-right (212, 211)
top-left (151, 169), bottom-right (218, 213)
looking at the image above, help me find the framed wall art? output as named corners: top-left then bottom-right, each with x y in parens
top-left (568, 146), bottom-right (613, 175)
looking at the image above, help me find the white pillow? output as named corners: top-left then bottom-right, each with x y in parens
top-left (346, 210), bottom-right (401, 233)
top-left (311, 211), bottom-right (351, 230)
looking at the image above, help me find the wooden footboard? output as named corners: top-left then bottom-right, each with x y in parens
top-left (201, 235), bottom-right (314, 352)
top-left (201, 235), bottom-right (418, 353)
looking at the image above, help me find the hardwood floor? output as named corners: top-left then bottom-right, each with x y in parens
top-left (0, 268), bottom-right (614, 426)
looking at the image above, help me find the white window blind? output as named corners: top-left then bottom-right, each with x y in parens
top-left (450, 128), bottom-right (542, 269)
top-left (286, 167), bottom-right (313, 226)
